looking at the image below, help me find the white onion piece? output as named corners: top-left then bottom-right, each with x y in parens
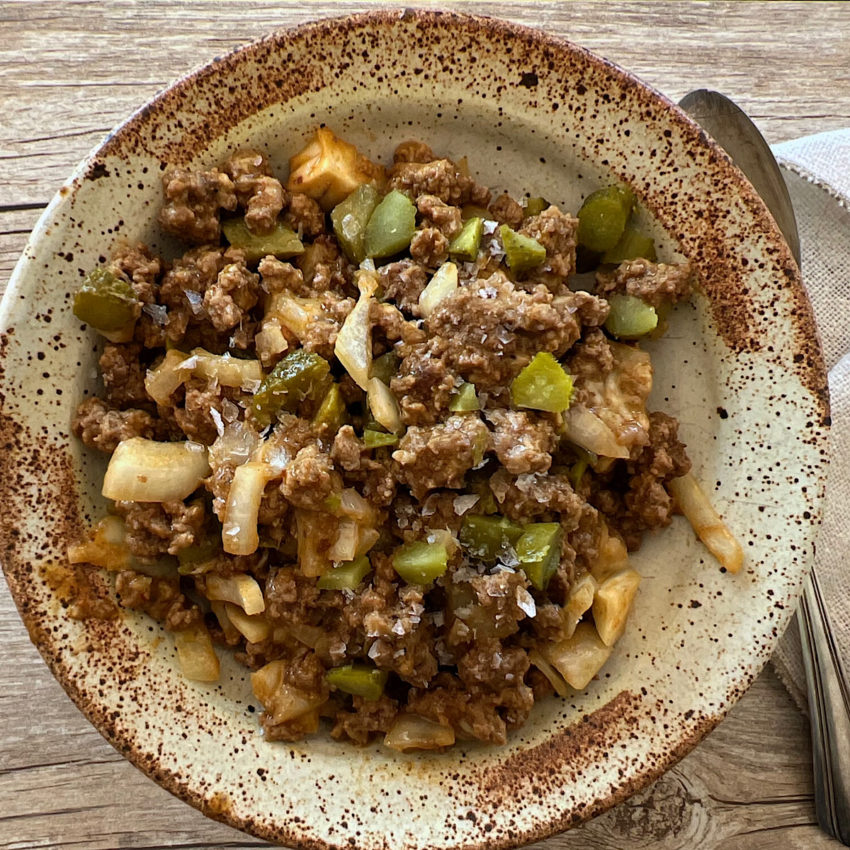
top-left (251, 660), bottom-right (325, 724)
top-left (224, 602), bottom-right (271, 644)
top-left (367, 377), bottom-right (403, 434)
top-left (174, 623), bottom-right (220, 682)
top-left (268, 291), bottom-right (324, 340)
top-left (210, 600), bottom-right (241, 644)
top-left (205, 572), bottom-right (265, 615)
top-left (418, 261), bottom-right (458, 318)
top-left (337, 488), bottom-right (376, 524)
top-left (102, 438), bottom-right (210, 502)
top-left (383, 714), bottom-right (455, 752)
top-left (144, 349), bottom-right (191, 406)
top-left (222, 461), bottom-right (274, 556)
top-left (334, 269), bottom-right (377, 390)
top-left (329, 519), bottom-right (360, 562)
top-left (561, 403), bottom-right (629, 459)
top-left (189, 348), bottom-right (263, 389)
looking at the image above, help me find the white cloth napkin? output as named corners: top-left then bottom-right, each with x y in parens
top-left (767, 129), bottom-right (850, 711)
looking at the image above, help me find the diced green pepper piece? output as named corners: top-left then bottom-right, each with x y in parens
top-left (364, 190), bottom-right (416, 259)
top-left (523, 197), bottom-right (549, 217)
top-left (221, 217), bottom-right (304, 264)
top-left (516, 522), bottom-right (563, 590)
top-left (604, 293), bottom-right (658, 339)
top-left (250, 350), bottom-right (331, 427)
top-left (317, 555), bottom-right (372, 590)
top-left (459, 514), bottom-right (524, 562)
top-left (511, 351), bottom-right (574, 412)
top-left (448, 382), bottom-right (479, 413)
top-left (371, 351), bottom-right (399, 385)
top-left (601, 226), bottom-right (657, 264)
top-left (500, 225), bottom-right (546, 274)
top-left (325, 663), bottom-right (388, 701)
top-left (72, 267), bottom-right (138, 332)
top-left (448, 217), bottom-right (484, 262)
top-left (577, 185), bottom-right (634, 253)
top-left (331, 183), bottom-right (381, 264)
top-left (312, 383), bottom-right (348, 434)
top-left (392, 540), bottom-right (448, 584)
top-left (363, 429), bottom-right (398, 448)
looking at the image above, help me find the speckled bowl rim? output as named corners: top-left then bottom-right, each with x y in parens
top-left (0, 9), bottom-right (829, 849)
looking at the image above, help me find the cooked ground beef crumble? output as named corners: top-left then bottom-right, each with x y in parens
top-left (69, 129), bottom-right (699, 751)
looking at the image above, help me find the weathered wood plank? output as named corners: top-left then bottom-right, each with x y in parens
top-left (2, 1), bottom-right (848, 848)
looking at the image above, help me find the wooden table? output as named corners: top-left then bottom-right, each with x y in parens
top-left (2, 2), bottom-right (849, 848)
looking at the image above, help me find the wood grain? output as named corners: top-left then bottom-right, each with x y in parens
top-left (1, 1), bottom-right (848, 848)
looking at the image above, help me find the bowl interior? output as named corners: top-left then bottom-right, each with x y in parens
top-left (0, 11), bottom-right (828, 849)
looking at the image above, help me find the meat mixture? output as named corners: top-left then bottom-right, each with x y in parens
top-left (70, 130), bottom-right (696, 751)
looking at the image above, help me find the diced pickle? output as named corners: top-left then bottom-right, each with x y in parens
top-left (448, 382), bottom-right (480, 413)
top-left (604, 294), bottom-right (658, 339)
top-left (363, 429), bottom-right (399, 448)
top-left (516, 522), bottom-right (563, 590)
top-left (331, 183), bottom-right (381, 264)
top-left (176, 537), bottom-right (220, 574)
top-left (325, 663), bottom-right (388, 701)
top-left (72, 267), bottom-right (138, 333)
top-left (364, 190), bottom-right (417, 258)
top-left (312, 383), bottom-right (348, 434)
top-left (371, 351), bottom-right (399, 385)
top-left (461, 204), bottom-right (492, 221)
top-left (523, 196), bottom-right (549, 217)
top-left (601, 226), bottom-right (657, 264)
top-left (511, 351), bottom-right (574, 412)
top-left (499, 225), bottom-right (546, 274)
top-left (577, 185), bottom-right (634, 252)
top-left (221, 217), bottom-right (304, 264)
top-left (392, 540), bottom-right (448, 584)
top-left (317, 555), bottom-right (371, 591)
top-left (250, 350), bottom-right (331, 427)
top-left (448, 217), bottom-right (484, 262)
top-left (459, 514), bottom-right (523, 562)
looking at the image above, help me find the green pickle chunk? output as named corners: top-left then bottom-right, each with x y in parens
top-left (448, 382), bottom-right (480, 413)
top-left (577, 185), bottom-right (634, 253)
top-left (500, 225), bottom-right (546, 274)
top-left (460, 514), bottom-right (523, 562)
top-left (363, 429), bottom-right (399, 448)
top-left (331, 183), bottom-right (381, 264)
top-left (317, 555), bottom-right (372, 591)
top-left (511, 351), bottom-right (574, 412)
top-left (221, 218), bottom-right (304, 264)
top-left (604, 294), bottom-right (658, 339)
top-left (448, 217), bottom-right (484, 262)
top-left (392, 540), bottom-right (448, 584)
top-left (523, 197), bottom-right (549, 217)
top-left (371, 351), bottom-right (399, 386)
top-left (602, 226), bottom-right (657, 264)
top-left (325, 663), bottom-right (388, 701)
top-left (364, 190), bottom-right (416, 259)
top-left (312, 383), bottom-right (348, 434)
top-left (516, 522), bottom-right (563, 590)
top-left (72, 267), bottom-right (138, 332)
top-left (250, 350), bottom-right (331, 426)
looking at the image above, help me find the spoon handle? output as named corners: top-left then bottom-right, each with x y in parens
top-left (798, 570), bottom-right (850, 845)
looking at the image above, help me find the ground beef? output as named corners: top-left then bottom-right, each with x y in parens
top-left (298, 291), bottom-right (355, 360)
top-left (393, 140), bottom-right (435, 164)
top-left (391, 337), bottom-right (459, 426)
top-left (203, 261), bottom-right (260, 332)
top-left (489, 468), bottom-right (585, 524)
top-left (114, 571), bottom-right (202, 631)
top-left (595, 258), bottom-right (694, 308)
top-left (378, 260), bottom-right (429, 316)
top-left (174, 377), bottom-right (227, 444)
top-left (111, 242), bottom-right (162, 303)
top-left (393, 415), bottom-right (489, 499)
top-left (297, 235), bottom-right (353, 296)
top-left (99, 343), bottom-right (149, 408)
top-left (159, 167), bottom-right (236, 244)
top-left (486, 409), bottom-right (558, 475)
top-left (114, 499), bottom-right (205, 557)
top-left (284, 192), bottom-right (326, 239)
top-left (72, 397), bottom-right (155, 452)
top-left (426, 270), bottom-right (603, 391)
top-left (221, 148), bottom-right (285, 235)
top-left (331, 426), bottom-right (397, 507)
top-left (281, 445), bottom-right (342, 511)
top-left (567, 329), bottom-right (615, 382)
top-left (410, 227), bottom-right (449, 267)
top-left (457, 640), bottom-right (530, 692)
top-left (388, 158), bottom-right (491, 207)
top-left (417, 195), bottom-right (463, 240)
top-left (331, 695), bottom-right (399, 745)
top-left (489, 194), bottom-right (524, 228)
top-left (519, 205), bottom-right (579, 291)
top-left (258, 256), bottom-right (304, 294)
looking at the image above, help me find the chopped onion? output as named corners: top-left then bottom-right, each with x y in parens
top-left (296, 509), bottom-right (334, 577)
top-left (210, 600), bottom-right (241, 644)
top-left (334, 269), bottom-right (377, 390)
top-left (528, 648), bottom-right (569, 698)
top-left (418, 261), bottom-right (458, 318)
top-left (144, 349), bottom-right (191, 406)
top-left (367, 377), bottom-right (403, 434)
top-left (268, 291), bottom-right (324, 340)
top-left (337, 488), bottom-right (376, 524)
top-left (67, 514), bottom-right (133, 571)
top-left (383, 714), bottom-right (455, 752)
top-left (189, 348), bottom-right (263, 390)
top-left (174, 623), bottom-right (220, 682)
top-left (251, 660), bottom-right (325, 723)
top-left (102, 438), bottom-right (210, 502)
top-left (205, 572), bottom-right (265, 616)
top-left (561, 403), bottom-right (630, 459)
top-left (329, 519), bottom-right (360, 562)
top-left (222, 461), bottom-right (274, 556)
top-left (224, 602), bottom-right (272, 644)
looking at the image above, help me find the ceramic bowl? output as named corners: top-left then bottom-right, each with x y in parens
top-left (0, 10), bottom-right (829, 849)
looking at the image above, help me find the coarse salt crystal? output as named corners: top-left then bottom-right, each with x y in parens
top-left (516, 586), bottom-right (537, 618)
top-left (183, 289), bottom-right (204, 315)
top-left (453, 494), bottom-right (480, 515)
top-left (367, 641), bottom-right (381, 660)
top-left (392, 620), bottom-right (406, 636)
top-left (209, 407), bottom-right (225, 437)
top-left (142, 303), bottom-right (168, 325)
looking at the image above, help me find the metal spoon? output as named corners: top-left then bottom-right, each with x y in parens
top-left (679, 88), bottom-right (850, 845)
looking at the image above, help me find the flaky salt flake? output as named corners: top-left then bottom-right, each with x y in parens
top-left (392, 620), bottom-right (406, 636)
top-left (209, 407), bottom-right (225, 437)
top-left (367, 640), bottom-right (381, 660)
top-left (142, 303), bottom-right (168, 325)
top-left (183, 289), bottom-right (204, 315)
top-left (221, 398), bottom-right (240, 423)
top-left (453, 494), bottom-right (480, 515)
top-left (516, 585), bottom-right (537, 618)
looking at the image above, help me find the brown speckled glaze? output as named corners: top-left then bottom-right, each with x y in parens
top-left (0, 10), bottom-right (829, 850)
